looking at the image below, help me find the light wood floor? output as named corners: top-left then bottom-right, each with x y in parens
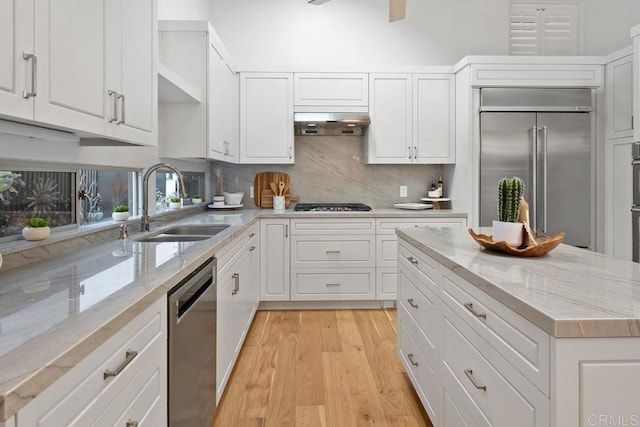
top-left (213, 309), bottom-right (433, 427)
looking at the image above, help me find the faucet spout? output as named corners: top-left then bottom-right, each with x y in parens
top-left (141, 163), bottom-right (187, 232)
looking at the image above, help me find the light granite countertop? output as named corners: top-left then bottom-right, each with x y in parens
top-left (397, 226), bottom-right (640, 339)
top-left (0, 207), bottom-right (465, 421)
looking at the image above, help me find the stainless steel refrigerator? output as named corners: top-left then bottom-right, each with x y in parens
top-left (479, 88), bottom-right (593, 248)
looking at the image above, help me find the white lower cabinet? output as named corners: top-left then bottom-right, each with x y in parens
top-left (16, 297), bottom-right (167, 426)
top-left (260, 219), bottom-right (290, 301)
top-left (216, 223), bottom-right (260, 402)
top-left (376, 217), bottom-right (466, 300)
top-left (290, 219), bottom-right (376, 301)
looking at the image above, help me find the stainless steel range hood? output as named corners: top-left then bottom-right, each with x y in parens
top-left (294, 112), bottom-right (370, 136)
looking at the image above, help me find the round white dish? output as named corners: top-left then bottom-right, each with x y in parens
top-left (393, 203), bottom-right (433, 210)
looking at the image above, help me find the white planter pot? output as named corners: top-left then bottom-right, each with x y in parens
top-left (22, 226), bottom-right (51, 241)
top-left (492, 220), bottom-right (524, 247)
top-left (192, 198), bottom-right (203, 204)
top-left (169, 202), bottom-right (181, 209)
top-left (112, 211), bottom-right (129, 221)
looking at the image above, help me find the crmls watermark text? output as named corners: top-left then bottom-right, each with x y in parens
top-left (587, 414), bottom-right (640, 426)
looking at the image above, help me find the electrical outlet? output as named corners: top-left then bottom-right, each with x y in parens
top-left (400, 186), bottom-right (408, 198)
top-left (249, 186), bottom-right (254, 198)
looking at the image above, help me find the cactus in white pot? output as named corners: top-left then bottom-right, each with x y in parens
top-left (493, 177), bottom-right (525, 247)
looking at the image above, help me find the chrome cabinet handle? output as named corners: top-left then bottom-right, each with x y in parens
top-left (408, 146), bottom-right (412, 159)
top-left (249, 232), bottom-right (256, 238)
top-left (463, 302), bottom-right (487, 319)
top-left (288, 145), bottom-right (293, 160)
top-left (22, 52), bottom-right (37, 98)
top-left (408, 353), bottom-right (419, 366)
top-left (126, 421), bottom-right (139, 427)
top-left (407, 298), bottom-right (418, 309)
top-left (464, 369), bottom-right (487, 391)
top-left (224, 141), bottom-right (229, 155)
top-left (407, 256), bottom-right (418, 265)
top-left (285, 224), bottom-right (289, 238)
top-left (117, 93), bottom-right (126, 125)
top-left (108, 90), bottom-right (118, 123)
top-left (326, 250), bottom-right (341, 254)
top-left (249, 245), bottom-right (256, 252)
top-left (103, 350), bottom-right (138, 380)
top-left (232, 273), bottom-right (239, 295)
top-left (413, 146), bottom-right (417, 159)
top-left (326, 283), bottom-right (340, 286)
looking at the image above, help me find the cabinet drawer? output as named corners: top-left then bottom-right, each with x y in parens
top-left (397, 316), bottom-right (438, 423)
top-left (376, 217), bottom-right (466, 234)
top-left (442, 305), bottom-right (549, 427)
top-left (398, 268), bottom-right (439, 367)
top-left (18, 298), bottom-right (166, 426)
top-left (440, 269), bottom-right (550, 395)
top-left (291, 269), bottom-right (375, 300)
top-left (398, 242), bottom-right (438, 293)
top-left (290, 218), bottom-right (375, 235)
top-left (291, 235), bottom-right (375, 268)
top-left (217, 223), bottom-right (258, 278)
top-left (94, 346), bottom-right (166, 426)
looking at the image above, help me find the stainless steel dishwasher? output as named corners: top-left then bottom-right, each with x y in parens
top-left (168, 257), bottom-right (217, 427)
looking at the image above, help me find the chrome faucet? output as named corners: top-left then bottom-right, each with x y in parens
top-left (141, 163), bottom-right (187, 232)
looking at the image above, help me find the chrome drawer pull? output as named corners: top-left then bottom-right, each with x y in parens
top-left (116, 93), bottom-right (126, 125)
top-left (107, 89), bottom-right (118, 123)
top-left (326, 283), bottom-right (341, 286)
top-left (326, 250), bottom-right (341, 254)
top-left (232, 273), bottom-right (239, 295)
top-left (249, 245), bottom-right (256, 251)
top-left (463, 302), bottom-right (487, 319)
top-left (407, 298), bottom-right (419, 309)
top-left (22, 52), bottom-right (37, 98)
top-left (407, 256), bottom-right (419, 265)
top-left (249, 232), bottom-right (256, 238)
top-left (408, 353), bottom-right (419, 366)
top-left (103, 350), bottom-right (138, 380)
top-left (464, 369), bottom-right (487, 391)
top-left (126, 421), bottom-right (139, 427)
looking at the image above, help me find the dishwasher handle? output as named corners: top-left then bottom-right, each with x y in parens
top-left (169, 257), bottom-right (215, 324)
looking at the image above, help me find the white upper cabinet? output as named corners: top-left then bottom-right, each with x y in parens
top-left (158, 21), bottom-right (237, 162)
top-left (413, 74), bottom-right (455, 163)
top-left (633, 25), bottom-right (640, 143)
top-left (0, 0), bottom-right (156, 145)
top-left (0, 0), bottom-right (34, 120)
top-left (606, 52), bottom-right (633, 140)
top-left (366, 73), bottom-right (455, 164)
top-left (294, 73), bottom-right (368, 110)
top-left (365, 74), bottom-right (412, 164)
top-left (240, 72), bottom-right (294, 164)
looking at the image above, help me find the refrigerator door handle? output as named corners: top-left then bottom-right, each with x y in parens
top-left (541, 125), bottom-right (548, 233)
top-left (531, 126), bottom-right (538, 233)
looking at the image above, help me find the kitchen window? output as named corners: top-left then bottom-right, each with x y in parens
top-left (79, 169), bottom-right (138, 223)
top-left (155, 171), bottom-right (204, 207)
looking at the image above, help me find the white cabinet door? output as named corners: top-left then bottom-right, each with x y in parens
top-left (216, 260), bottom-right (234, 402)
top-left (607, 55), bottom-right (634, 140)
top-left (414, 74), bottom-right (455, 163)
top-left (260, 219), bottom-right (290, 300)
top-left (634, 33), bottom-right (640, 143)
top-left (612, 143), bottom-right (633, 260)
top-left (0, 0), bottom-right (33, 120)
top-left (114, 0), bottom-right (156, 144)
top-left (240, 73), bottom-right (294, 164)
top-left (209, 38), bottom-right (238, 162)
top-left (33, 0), bottom-right (108, 135)
top-left (294, 72), bottom-right (368, 108)
top-left (365, 74), bottom-right (412, 164)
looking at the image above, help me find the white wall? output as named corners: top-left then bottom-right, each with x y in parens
top-left (208, 0), bottom-right (640, 68)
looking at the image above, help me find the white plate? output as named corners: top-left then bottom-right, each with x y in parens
top-left (207, 204), bottom-right (243, 209)
top-left (393, 203), bottom-right (433, 210)
top-left (420, 197), bottom-right (451, 202)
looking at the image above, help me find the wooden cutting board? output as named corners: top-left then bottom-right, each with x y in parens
top-left (254, 172), bottom-right (292, 207)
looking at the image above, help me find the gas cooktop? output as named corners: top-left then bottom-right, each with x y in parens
top-left (293, 203), bottom-right (372, 212)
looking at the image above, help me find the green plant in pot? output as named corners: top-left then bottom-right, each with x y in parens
top-left (112, 204), bottom-right (130, 221)
top-left (493, 177), bottom-right (524, 247)
top-left (22, 217), bottom-right (51, 241)
top-left (169, 196), bottom-right (181, 209)
top-left (191, 194), bottom-right (202, 203)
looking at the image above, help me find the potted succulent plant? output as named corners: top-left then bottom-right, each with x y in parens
top-left (191, 194), bottom-right (203, 204)
top-left (169, 196), bottom-right (181, 209)
top-left (112, 204), bottom-right (130, 221)
top-left (493, 176), bottom-right (524, 247)
top-left (22, 217), bottom-right (51, 241)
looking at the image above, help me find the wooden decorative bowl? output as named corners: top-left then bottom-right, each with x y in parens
top-left (468, 228), bottom-right (565, 257)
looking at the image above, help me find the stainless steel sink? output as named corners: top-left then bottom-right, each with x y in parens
top-left (161, 225), bottom-right (230, 235)
top-left (135, 224), bottom-right (230, 243)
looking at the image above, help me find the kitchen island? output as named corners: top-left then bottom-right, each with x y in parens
top-left (396, 226), bottom-right (640, 427)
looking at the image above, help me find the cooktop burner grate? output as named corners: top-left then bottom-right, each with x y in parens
top-left (293, 203), bottom-right (372, 212)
